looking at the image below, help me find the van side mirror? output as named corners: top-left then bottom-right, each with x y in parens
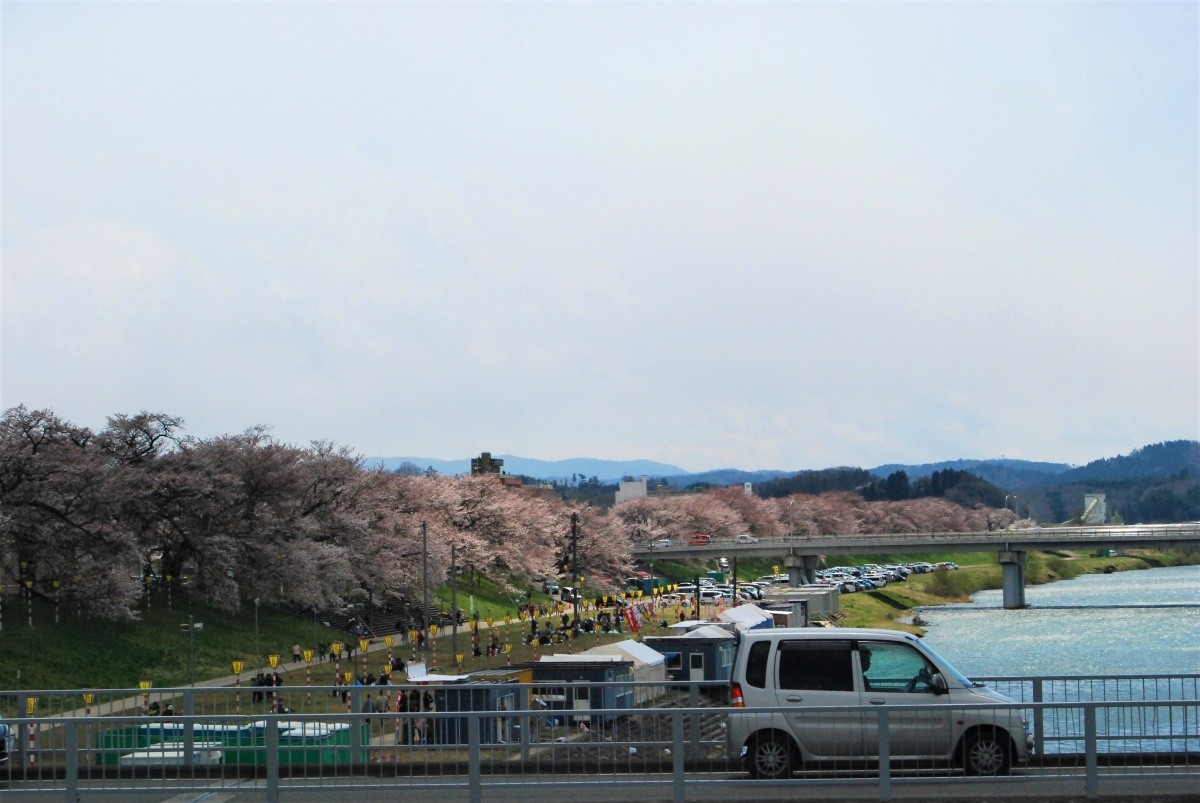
top-left (931, 673), bottom-right (948, 695)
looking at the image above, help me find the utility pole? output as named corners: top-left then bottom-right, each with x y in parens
top-left (451, 544), bottom-right (459, 667)
top-left (421, 521), bottom-right (429, 642)
top-left (570, 513), bottom-right (581, 636)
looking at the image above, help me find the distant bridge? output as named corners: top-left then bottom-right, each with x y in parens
top-left (629, 523), bottom-right (1200, 609)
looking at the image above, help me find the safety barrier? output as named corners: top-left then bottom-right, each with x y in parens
top-left (1, 677), bottom-right (1196, 801)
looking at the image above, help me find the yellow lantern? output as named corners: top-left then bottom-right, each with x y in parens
top-left (82, 692), bottom-right (95, 706)
top-left (268, 654), bottom-right (279, 669)
top-left (139, 680), bottom-right (152, 692)
top-left (330, 641), bottom-right (343, 657)
top-left (408, 629), bottom-right (418, 642)
top-left (343, 671), bottom-right (352, 684)
top-left (303, 649), bottom-right (314, 664)
top-left (26, 696), bottom-right (38, 715)
top-left (504, 643), bottom-right (512, 654)
top-left (358, 638), bottom-right (369, 653)
top-left (232, 660), bottom-right (244, 675)
top-left (384, 635), bottom-right (394, 648)
top-left (430, 624), bottom-right (439, 637)
top-left (455, 653), bottom-right (463, 664)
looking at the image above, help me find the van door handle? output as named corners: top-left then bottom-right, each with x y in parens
top-left (868, 699), bottom-right (887, 705)
top-left (785, 696), bottom-right (803, 702)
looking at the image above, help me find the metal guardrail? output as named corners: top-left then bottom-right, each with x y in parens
top-left (2, 676), bottom-right (1197, 801)
top-left (632, 522), bottom-right (1200, 557)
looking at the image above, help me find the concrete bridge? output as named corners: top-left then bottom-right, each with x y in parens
top-left (630, 523), bottom-right (1200, 609)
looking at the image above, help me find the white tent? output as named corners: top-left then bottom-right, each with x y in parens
top-left (578, 639), bottom-right (668, 703)
top-left (715, 604), bottom-right (773, 632)
top-left (680, 624), bottom-right (736, 640)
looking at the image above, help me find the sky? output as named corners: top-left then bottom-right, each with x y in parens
top-left (2, 1), bottom-right (1197, 473)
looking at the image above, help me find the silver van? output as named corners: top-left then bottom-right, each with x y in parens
top-left (727, 628), bottom-right (1030, 778)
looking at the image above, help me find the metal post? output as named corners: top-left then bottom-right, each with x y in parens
top-left (1032, 678), bottom-right (1045, 756)
top-left (350, 689), bottom-right (363, 760)
top-left (452, 544), bottom-right (458, 668)
top-left (520, 712), bottom-right (531, 762)
top-left (265, 717), bottom-right (280, 803)
top-left (183, 690), bottom-right (195, 767)
top-left (64, 720), bottom-right (79, 800)
top-left (672, 709), bottom-right (686, 802)
top-left (877, 708), bottom-right (892, 801)
top-left (1084, 704), bottom-right (1098, 800)
top-left (689, 681), bottom-right (701, 758)
top-left (468, 713), bottom-right (482, 803)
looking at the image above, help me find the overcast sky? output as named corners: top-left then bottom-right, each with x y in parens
top-left (2, 1), bottom-right (1196, 472)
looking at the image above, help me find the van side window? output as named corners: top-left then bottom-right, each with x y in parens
top-left (778, 641), bottom-right (854, 691)
top-left (744, 640), bottom-right (771, 688)
top-left (858, 641), bottom-right (936, 693)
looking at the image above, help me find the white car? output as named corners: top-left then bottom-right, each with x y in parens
top-left (728, 628), bottom-right (1030, 779)
top-left (650, 538), bottom-right (672, 549)
top-left (734, 534), bottom-right (759, 544)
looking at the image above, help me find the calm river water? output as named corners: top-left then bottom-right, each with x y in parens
top-left (916, 564), bottom-right (1200, 677)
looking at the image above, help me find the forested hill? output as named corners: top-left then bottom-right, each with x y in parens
top-left (868, 458), bottom-right (1071, 490)
top-left (1053, 440), bottom-right (1200, 484)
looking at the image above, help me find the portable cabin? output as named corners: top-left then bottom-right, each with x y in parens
top-left (778, 586), bottom-right (840, 620)
top-left (426, 678), bottom-right (526, 746)
top-left (644, 624), bottom-right (737, 685)
top-left (578, 639), bottom-right (668, 704)
top-left (531, 657), bottom-right (635, 725)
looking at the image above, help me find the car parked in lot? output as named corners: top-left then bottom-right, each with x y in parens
top-left (728, 628), bottom-right (1030, 779)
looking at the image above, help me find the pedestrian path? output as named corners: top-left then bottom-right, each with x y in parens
top-left (34, 627), bottom-right (465, 727)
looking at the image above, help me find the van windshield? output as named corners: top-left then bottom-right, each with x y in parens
top-left (919, 641), bottom-right (978, 687)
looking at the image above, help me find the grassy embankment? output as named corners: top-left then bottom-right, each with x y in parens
top-left (3, 549), bottom-right (1195, 707)
top-left (0, 572), bottom-right (648, 711)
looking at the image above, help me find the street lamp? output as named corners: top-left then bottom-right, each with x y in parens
top-left (254, 598), bottom-right (261, 669)
top-left (181, 616), bottom-right (203, 686)
top-left (1005, 495), bottom-right (1019, 518)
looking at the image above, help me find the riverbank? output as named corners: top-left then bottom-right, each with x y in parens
top-left (837, 548), bottom-right (1200, 633)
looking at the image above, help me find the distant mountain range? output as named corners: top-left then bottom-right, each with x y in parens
top-left (367, 440), bottom-right (1199, 489)
top-left (366, 454), bottom-right (689, 481)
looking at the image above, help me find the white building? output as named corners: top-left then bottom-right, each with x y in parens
top-left (615, 476), bottom-right (648, 504)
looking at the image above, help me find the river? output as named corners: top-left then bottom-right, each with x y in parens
top-left (916, 564), bottom-right (1200, 678)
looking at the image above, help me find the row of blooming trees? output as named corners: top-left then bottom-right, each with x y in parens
top-left (1, 406), bottom-right (1016, 620)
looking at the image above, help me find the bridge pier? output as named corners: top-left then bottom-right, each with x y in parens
top-left (784, 555), bottom-right (821, 586)
top-left (999, 550), bottom-right (1027, 609)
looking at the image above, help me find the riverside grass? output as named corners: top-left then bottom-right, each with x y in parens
top-left (1, 549), bottom-right (1194, 703)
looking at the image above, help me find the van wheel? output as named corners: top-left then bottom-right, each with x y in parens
top-left (962, 728), bottom-right (1011, 776)
top-left (747, 732), bottom-right (795, 779)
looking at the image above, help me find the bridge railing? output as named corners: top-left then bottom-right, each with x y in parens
top-left (2, 677), bottom-right (1198, 801)
top-left (974, 673), bottom-right (1200, 757)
